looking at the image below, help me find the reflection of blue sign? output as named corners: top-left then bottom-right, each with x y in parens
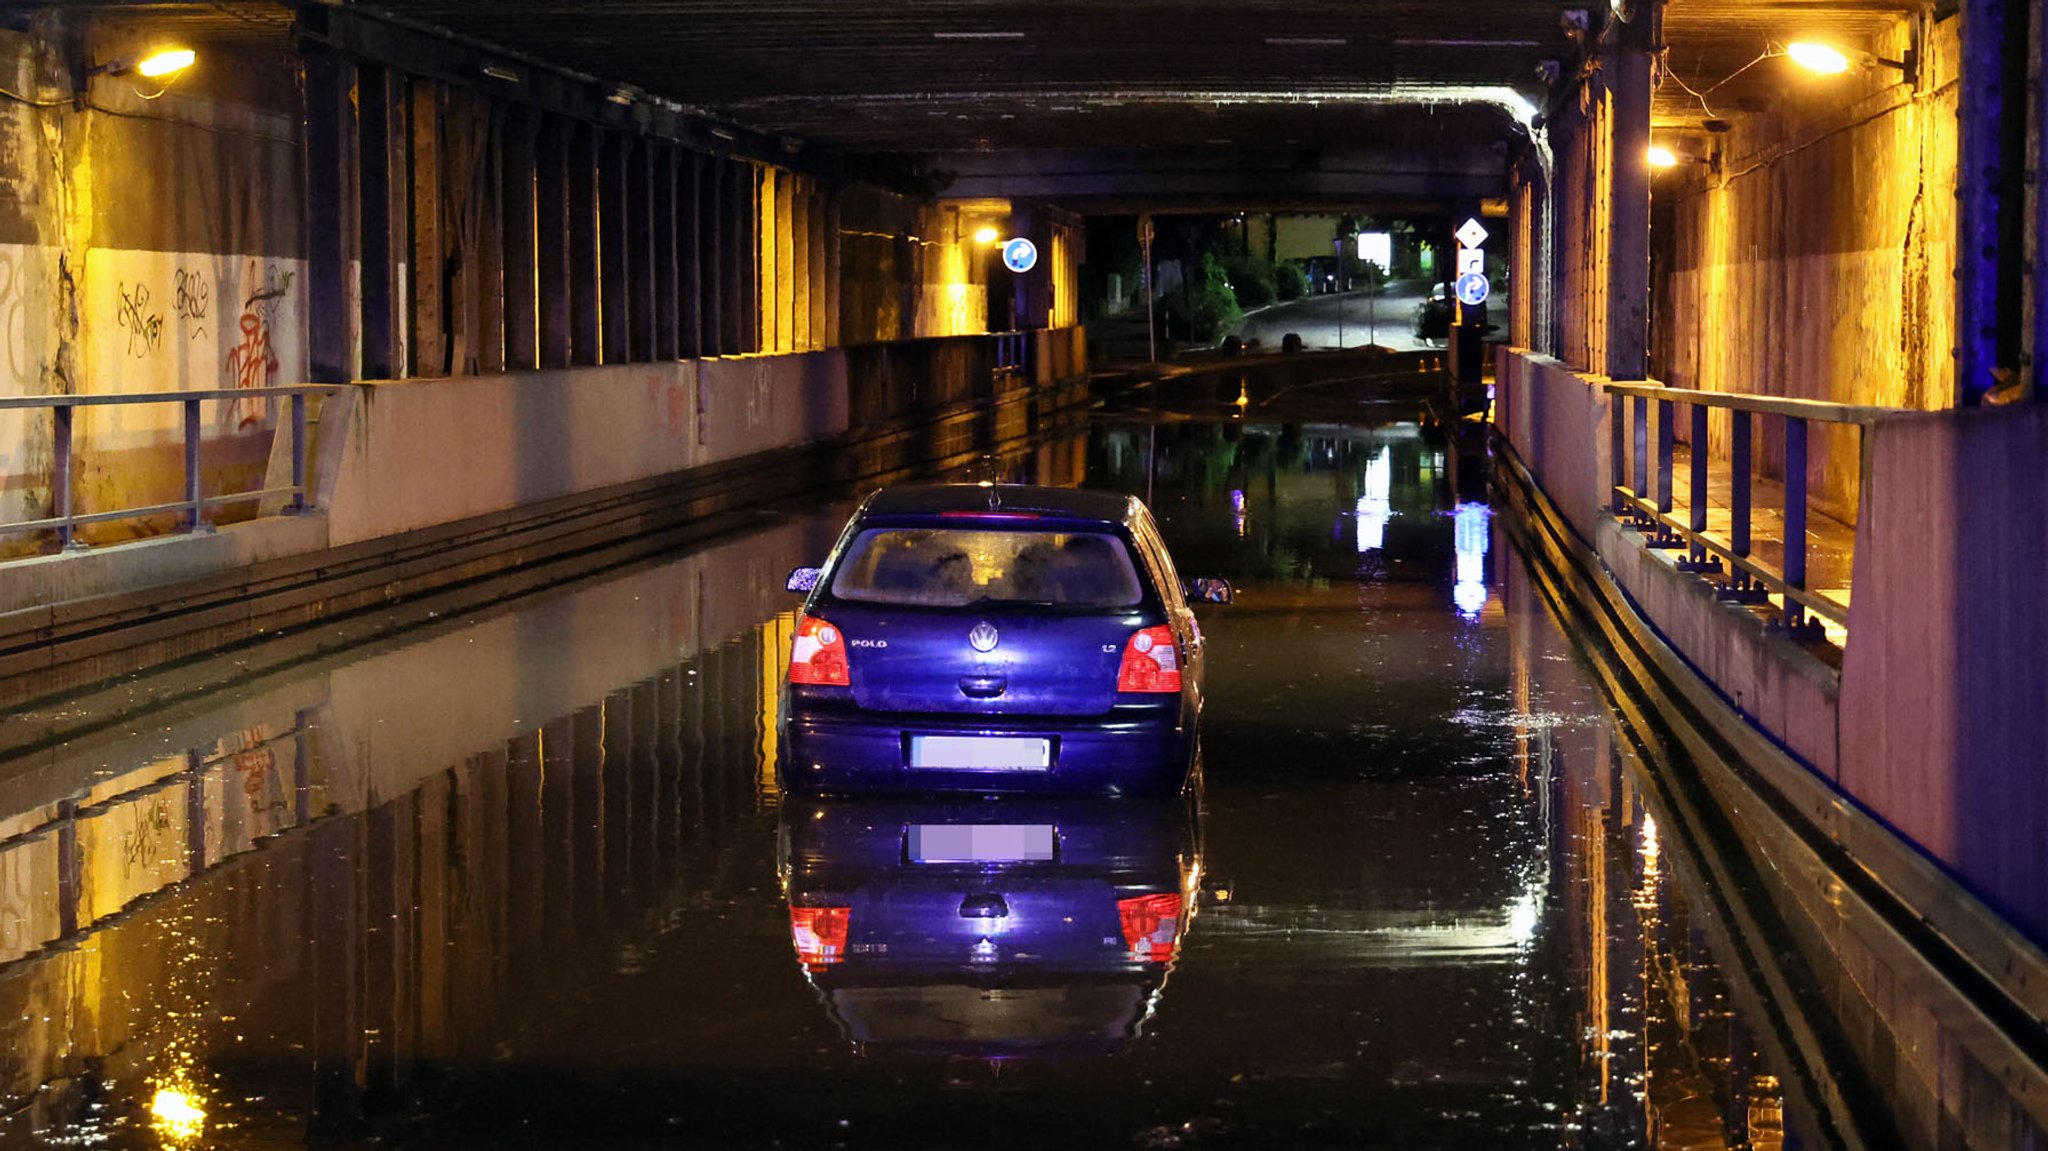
top-left (1002, 237), bottom-right (1039, 274)
top-left (1455, 272), bottom-right (1491, 306)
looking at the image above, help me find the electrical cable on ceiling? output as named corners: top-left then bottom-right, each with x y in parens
top-left (0, 84), bottom-right (68, 108)
top-left (1657, 44), bottom-right (1781, 119)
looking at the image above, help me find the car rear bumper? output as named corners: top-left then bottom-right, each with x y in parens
top-left (781, 705), bottom-right (1191, 796)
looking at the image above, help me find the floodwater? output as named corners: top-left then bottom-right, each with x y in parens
top-left (0, 410), bottom-right (2018, 1149)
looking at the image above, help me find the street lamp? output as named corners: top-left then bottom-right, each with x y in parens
top-left (1786, 39), bottom-right (1917, 86)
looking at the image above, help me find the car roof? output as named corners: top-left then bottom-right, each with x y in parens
top-left (859, 484), bottom-right (1139, 527)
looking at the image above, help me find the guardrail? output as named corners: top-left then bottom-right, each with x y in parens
top-left (1603, 382), bottom-right (1892, 637)
top-left (0, 385), bottom-right (341, 550)
top-left (993, 330), bottom-right (1032, 376)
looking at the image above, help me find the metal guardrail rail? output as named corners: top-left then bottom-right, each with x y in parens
top-left (1603, 381), bottom-right (1895, 636)
top-left (0, 385), bottom-right (342, 550)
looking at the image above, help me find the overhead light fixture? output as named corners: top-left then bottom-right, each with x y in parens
top-left (481, 63), bottom-right (523, 83)
top-left (1786, 39), bottom-right (1917, 86)
top-left (87, 45), bottom-right (196, 81)
top-left (606, 85), bottom-right (636, 106)
top-left (1648, 140), bottom-right (1722, 177)
top-left (1786, 41), bottom-right (1851, 74)
top-left (708, 126), bottom-right (737, 141)
top-left (973, 225), bottom-right (1000, 245)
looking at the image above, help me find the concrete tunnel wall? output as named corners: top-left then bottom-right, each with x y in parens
top-left (0, 16), bottom-right (1087, 567)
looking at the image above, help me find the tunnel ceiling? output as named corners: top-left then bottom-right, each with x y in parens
top-left (58, 0), bottom-right (1928, 196)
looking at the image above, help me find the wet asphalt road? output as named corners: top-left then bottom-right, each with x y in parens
top-left (0, 410), bottom-right (1889, 1149)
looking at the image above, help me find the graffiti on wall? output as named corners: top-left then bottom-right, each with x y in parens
top-left (0, 247), bottom-right (32, 388)
top-left (173, 268), bottom-right (210, 341)
top-left (116, 283), bottom-right (162, 358)
top-left (224, 261), bottom-right (295, 428)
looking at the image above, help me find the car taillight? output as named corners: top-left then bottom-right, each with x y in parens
top-left (788, 614), bottom-right (850, 686)
top-left (790, 905), bottom-right (851, 970)
top-left (1116, 625), bottom-right (1182, 693)
top-left (1117, 893), bottom-right (1183, 963)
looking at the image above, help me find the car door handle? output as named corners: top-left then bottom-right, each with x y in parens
top-left (958, 674), bottom-right (1007, 698)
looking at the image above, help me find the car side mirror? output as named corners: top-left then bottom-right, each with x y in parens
top-left (786, 566), bottom-right (822, 594)
top-left (1189, 577), bottom-right (1234, 604)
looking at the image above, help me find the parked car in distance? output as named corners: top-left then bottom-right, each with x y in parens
top-left (780, 483), bottom-right (1231, 796)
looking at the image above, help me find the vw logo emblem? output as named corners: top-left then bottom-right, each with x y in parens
top-left (968, 622), bottom-right (1000, 653)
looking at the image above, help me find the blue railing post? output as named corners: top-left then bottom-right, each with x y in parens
top-left (1631, 395), bottom-right (1649, 505)
top-left (289, 391), bottom-right (309, 513)
top-left (1781, 416), bottom-right (1808, 628)
top-left (1730, 409), bottom-right (1752, 559)
top-left (1655, 398), bottom-right (1675, 515)
top-left (183, 398), bottom-right (209, 534)
top-left (52, 402), bottom-right (78, 552)
top-left (1681, 402), bottom-right (1715, 570)
top-left (1609, 389), bottom-right (1626, 513)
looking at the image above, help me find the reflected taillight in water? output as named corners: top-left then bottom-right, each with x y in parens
top-left (1116, 626), bottom-right (1181, 693)
top-left (790, 905), bottom-right (851, 970)
top-left (788, 614), bottom-right (850, 686)
top-left (1117, 892), bottom-right (1183, 962)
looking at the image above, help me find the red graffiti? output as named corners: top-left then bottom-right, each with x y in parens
top-left (224, 311), bottom-right (277, 428)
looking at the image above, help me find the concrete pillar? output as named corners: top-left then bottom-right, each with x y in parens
top-left (1605, 30), bottom-right (1654, 381)
top-left (501, 106), bottom-right (540, 372)
top-left (358, 66), bottom-right (404, 380)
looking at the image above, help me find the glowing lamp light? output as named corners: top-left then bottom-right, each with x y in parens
top-left (1646, 145), bottom-right (1679, 169)
top-left (972, 225), bottom-right (1000, 245)
top-left (1786, 42), bottom-right (1852, 75)
top-left (149, 1087), bottom-right (206, 1142)
top-left (134, 48), bottom-right (197, 78)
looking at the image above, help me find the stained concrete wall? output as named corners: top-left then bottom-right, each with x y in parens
top-left (1504, 343), bottom-right (2048, 948)
top-left (0, 23), bottom-right (307, 546)
top-left (1840, 404), bottom-right (2048, 942)
top-left (326, 351), bottom-right (853, 546)
top-left (1648, 17), bottom-right (1958, 522)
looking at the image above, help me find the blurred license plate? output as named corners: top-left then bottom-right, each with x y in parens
top-left (907, 824), bottom-right (1057, 864)
top-left (908, 735), bottom-right (1050, 770)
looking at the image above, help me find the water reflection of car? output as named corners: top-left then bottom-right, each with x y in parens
top-left (780, 793), bottom-right (1201, 1059)
top-left (781, 484), bottom-right (1231, 796)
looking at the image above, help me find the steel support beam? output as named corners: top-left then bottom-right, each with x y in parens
top-left (358, 65), bottom-right (402, 380)
top-left (536, 113), bottom-right (573, 368)
top-left (569, 124), bottom-right (603, 366)
top-left (304, 53), bottom-right (354, 384)
top-left (653, 146), bottom-right (681, 361)
top-left (628, 139), bottom-right (658, 363)
top-left (502, 106), bottom-right (541, 371)
top-left (598, 132), bottom-right (631, 364)
top-left (1960, 0), bottom-right (2027, 403)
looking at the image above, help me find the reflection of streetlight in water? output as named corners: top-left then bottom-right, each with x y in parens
top-left (150, 1086), bottom-right (207, 1144)
top-left (1233, 377), bottom-right (1249, 415)
top-left (1355, 447), bottom-right (1391, 552)
top-left (1453, 502), bottom-right (1491, 617)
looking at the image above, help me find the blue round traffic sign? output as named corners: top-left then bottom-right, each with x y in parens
top-left (1455, 271), bottom-right (1491, 306)
top-left (1002, 237), bottom-right (1039, 274)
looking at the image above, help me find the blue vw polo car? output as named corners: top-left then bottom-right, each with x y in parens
top-left (780, 484), bottom-right (1230, 795)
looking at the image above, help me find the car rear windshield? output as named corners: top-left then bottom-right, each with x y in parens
top-left (829, 528), bottom-right (1145, 608)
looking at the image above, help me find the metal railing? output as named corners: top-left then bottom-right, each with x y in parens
top-left (1604, 382), bottom-right (1893, 637)
top-left (0, 385), bottom-right (340, 550)
top-left (993, 330), bottom-right (1032, 376)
